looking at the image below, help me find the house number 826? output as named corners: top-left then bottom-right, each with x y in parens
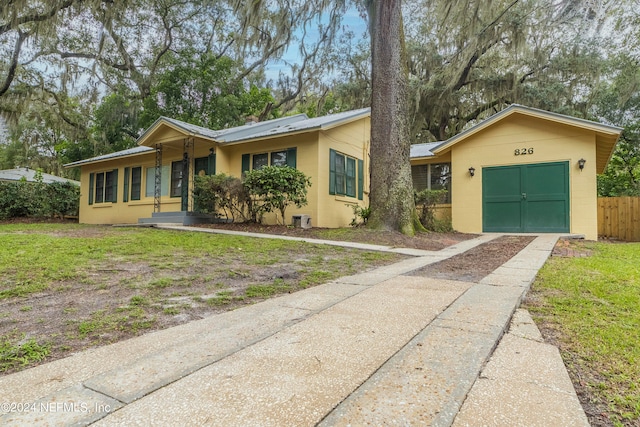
top-left (514, 148), bottom-right (534, 156)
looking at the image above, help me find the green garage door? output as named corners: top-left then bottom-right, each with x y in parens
top-left (483, 162), bottom-right (569, 233)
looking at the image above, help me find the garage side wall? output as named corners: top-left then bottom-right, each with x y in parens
top-left (451, 115), bottom-right (598, 240)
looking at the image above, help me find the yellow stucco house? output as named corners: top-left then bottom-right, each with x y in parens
top-left (410, 104), bottom-right (621, 240)
top-left (66, 104), bottom-right (621, 239)
top-left (65, 109), bottom-right (371, 228)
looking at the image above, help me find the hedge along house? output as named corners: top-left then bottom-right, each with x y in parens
top-left (64, 109), bottom-right (370, 227)
top-left (410, 104), bottom-right (622, 240)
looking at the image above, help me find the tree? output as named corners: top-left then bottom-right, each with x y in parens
top-left (594, 53), bottom-right (640, 196)
top-left (140, 52), bottom-right (276, 129)
top-left (366, 0), bottom-right (420, 235)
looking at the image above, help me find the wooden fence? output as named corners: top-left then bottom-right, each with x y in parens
top-left (598, 197), bottom-right (640, 241)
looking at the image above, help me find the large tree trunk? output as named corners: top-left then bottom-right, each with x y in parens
top-left (367, 0), bottom-right (419, 235)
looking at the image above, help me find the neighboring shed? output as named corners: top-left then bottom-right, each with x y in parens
top-left (0, 167), bottom-right (80, 185)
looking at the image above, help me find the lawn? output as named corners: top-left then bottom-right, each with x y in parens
top-left (526, 240), bottom-right (640, 427)
top-left (0, 223), bottom-right (404, 374)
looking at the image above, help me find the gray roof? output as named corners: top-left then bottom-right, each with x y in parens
top-left (410, 142), bottom-right (443, 159)
top-left (64, 109), bottom-right (371, 168)
top-left (64, 146), bottom-right (154, 168)
top-left (218, 108), bottom-right (371, 143)
top-left (0, 167), bottom-right (80, 185)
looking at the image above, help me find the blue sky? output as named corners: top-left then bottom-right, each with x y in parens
top-left (264, 7), bottom-right (368, 83)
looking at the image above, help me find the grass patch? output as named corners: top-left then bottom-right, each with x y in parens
top-left (526, 240), bottom-right (640, 426)
top-left (77, 308), bottom-right (155, 339)
top-left (205, 290), bottom-right (238, 306)
top-left (148, 278), bottom-right (173, 289)
top-left (0, 334), bottom-right (50, 372)
top-left (246, 280), bottom-right (291, 298)
top-left (299, 270), bottom-right (333, 288)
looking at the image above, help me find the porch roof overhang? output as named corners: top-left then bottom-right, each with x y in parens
top-left (431, 104), bottom-right (622, 173)
top-left (64, 146), bottom-right (155, 168)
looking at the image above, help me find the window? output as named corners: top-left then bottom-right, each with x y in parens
top-left (170, 160), bottom-right (183, 198)
top-left (88, 169), bottom-right (118, 205)
top-left (270, 150), bottom-right (287, 166)
top-left (329, 149), bottom-right (364, 200)
top-left (252, 153), bottom-right (268, 170)
top-left (123, 167), bottom-right (142, 202)
top-left (411, 163), bottom-right (451, 203)
top-left (194, 153), bottom-right (216, 176)
top-left (242, 148), bottom-right (297, 175)
top-left (145, 165), bottom-right (170, 198)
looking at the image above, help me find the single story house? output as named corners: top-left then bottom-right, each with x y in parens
top-left (64, 109), bottom-right (371, 227)
top-left (0, 167), bottom-right (80, 185)
top-left (65, 104), bottom-right (621, 240)
top-left (410, 104), bottom-right (621, 240)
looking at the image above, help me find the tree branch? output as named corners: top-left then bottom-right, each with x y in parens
top-left (0, 0), bottom-right (78, 35)
top-left (0, 30), bottom-right (29, 97)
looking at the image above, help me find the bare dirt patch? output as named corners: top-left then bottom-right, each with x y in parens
top-left (408, 235), bottom-right (535, 282)
top-left (195, 223), bottom-right (476, 251)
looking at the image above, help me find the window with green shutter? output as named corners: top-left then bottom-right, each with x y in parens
top-left (330, 150), bottom-right (363, 198)
top-left (195, 155), bottom-right (215, 176)
top-left (91, 169), bottom-right (118, 204)
top-left (346, 157), bottom-right (356, 197)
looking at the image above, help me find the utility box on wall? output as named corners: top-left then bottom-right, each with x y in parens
top-left (292, 214), bottom-right (312, 229)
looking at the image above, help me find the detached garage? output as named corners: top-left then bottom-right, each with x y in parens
top-left (410, 104), bottom-right (622, 240)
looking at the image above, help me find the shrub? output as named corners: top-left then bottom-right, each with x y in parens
top-left (349, 204), bottom-right (371, 227)
top-left (0, 174), bottom-right (79, 220)
top-left (243, 166), bottom-right (311, 224)
top-left (415, 189), bottom-right (449, 231)
top-left (47, 182), bottom-right (80, 218)
top-left (193, 174), bottom-right (250, 221)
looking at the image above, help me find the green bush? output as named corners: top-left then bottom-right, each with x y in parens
top-left (47, 182), bottom-right (80, 218)
top-left (243, 166), bottom-right (311, 225)
top-left (193, 167), bottom-right (312, 224)
top-left (0, 174), bottom-right (79, 220)
top-left (193, 174), bottom-right (249, 221)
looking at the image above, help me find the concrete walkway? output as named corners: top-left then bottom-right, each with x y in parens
top-left (0, 229), bottom-right (588, 426)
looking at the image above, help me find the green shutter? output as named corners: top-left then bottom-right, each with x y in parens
top-left (209, 153), bottom-right (216, 175)
top-left (329, 149), bottom-right (336, 195)
top-left (88, 173), bottom-right (94, 205)
top-left (123, 167), bottom-right (130, 203)
top-left (346, 157), bottom-right (356, 197)
top-left (131, 167), bottom-right (141, 200)
top-left (286, 148), bottom-right (297, 168)
top-left (111, 168), bottom-right (118, 203)
top-left (241, 154), bottom-right (250, 176)
top-left (357, 159), bottom-right (364, 200)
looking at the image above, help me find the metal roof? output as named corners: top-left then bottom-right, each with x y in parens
top-left (218, 108), bottom-right (371, 143)
top-left (410, 142), bottom-right (443, 159)
top-left (0, 167), bottom-right (80, 185)
top-left (64, 109), bottom-right (372, 168)
top-left (64, 146), bottom-right (154, 168)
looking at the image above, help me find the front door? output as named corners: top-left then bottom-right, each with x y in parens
top-left (482, 162), bottom-right (569, 233)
